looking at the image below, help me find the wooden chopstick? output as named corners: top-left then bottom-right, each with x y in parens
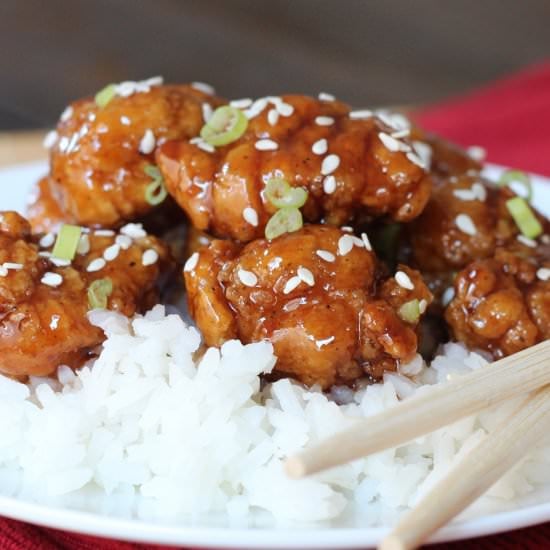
top-left (379, 384), bottom-right (550, 550)
top-left (285, 339), bottom-right (550, 478)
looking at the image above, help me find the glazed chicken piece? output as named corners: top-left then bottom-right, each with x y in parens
top-left (184, 225), bottom-right (432, 388)
top-left (409, 173), bottom-right (546, 273)
top-left (445, 247), bottom-right (550, 358)
top-left (158, 97), bottom-right (433, 242)
top-left (28, 79), bottom-right (224, 231)
top-left (0, 211), bottom-right (171, 377)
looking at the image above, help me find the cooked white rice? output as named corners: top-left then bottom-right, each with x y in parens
top-left (0, 305), bottom-right (548, 527)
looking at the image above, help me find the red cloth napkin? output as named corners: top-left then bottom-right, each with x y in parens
top-left (2, 62), bottom-right (550, 549)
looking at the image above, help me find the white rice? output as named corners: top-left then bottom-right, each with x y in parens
top-left (0, 306), bottom-right (548, 527)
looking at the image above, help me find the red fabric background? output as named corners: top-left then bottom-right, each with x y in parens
top-left (2, 62), bottom-right (549, 548)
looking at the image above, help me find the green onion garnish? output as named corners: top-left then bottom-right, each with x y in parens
top-left (265, 207), bottom-right (303, 240)
top-left (143, 164), bottom-right (167, 205)
top-left (87, 278), bottom-right (113, 310)
top-left (265, 178), bottom-right (308, 209)
top-left (506, 197), bottom-right (542, 239)
top-left (200, 106), bottom-right (248, 147)
top-left (95, 84), bottom-right (117, 108)
top-left (51, 224), bottom-right (82, 261)
top-left (498, 170), bottom-right (533, 202)
top-left (398, 299), bottom-right (420, 323)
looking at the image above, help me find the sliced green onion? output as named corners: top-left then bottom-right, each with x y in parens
top-left (265, 207), bottom-right (303, 240)
top-left (265, 178), bottom-right (308, 209)
top-left (200, 106), bottom-right (248, 147)
top-left (498, 170), bottom-right (533, 202)
top-left (506, 197), bottom-right (542, 239)
top-left (52, 224), bottom-right (82, 261)
top-left (398, 299), bottom-right (420, 323)
top-left (145, 179), bottom-right (168, 205)
top-left (143, 164), bottom-right (167, 205)
top-left (87, 278), bottom-right (113, 310)
top-left (144, 164), bottom-right (162, 180)
top-left (95, 84), bottom-right (117, 108)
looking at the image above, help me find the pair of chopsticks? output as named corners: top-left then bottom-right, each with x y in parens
top-left (285, 339), bottom-right (550, 550)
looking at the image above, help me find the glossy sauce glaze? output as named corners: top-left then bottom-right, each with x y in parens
top-left (0, 211), bottom-right (171, 377)
top-left (184, 225), bottom-right (432, 388)
top-left (157, 96), bottom-right (432, 242)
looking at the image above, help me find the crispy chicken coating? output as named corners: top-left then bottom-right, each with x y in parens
top-left (445, 247), bottom-right (550, 358)
top-left (0, 212), bottom-right (171, 377)
top-left (184, 225), bottom-right (432, 388)
top-left (158, 97), bottom-right (433, 242)
top-left (28, 81), bottom-right (224, 231)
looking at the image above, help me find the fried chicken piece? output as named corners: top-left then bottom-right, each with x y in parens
top-left (28, 80), bottom-right (224, 231)
top-left (158, 97), bottom-right (433, 242)
top-left (184, 225), bottom-right (432, 388)
top-left (445, 247), bottom-right (550, 358)
top-left (0, 212), bottom-right (171, 377)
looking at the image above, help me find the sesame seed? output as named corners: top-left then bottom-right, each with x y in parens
top-left (323, 175), bottom-right (337, 194)
top-left (349, 109), bottom-right (373, 120)
top-left (243, 207), bottom-right (259, 227)
top-left (229, 98), bottom-right (253, 109)
top-left (202, 103), bottom-right (213, 122)
top-left (87, 258), bottom-right (106, 272)
top-left (395, 270), bottom-right (414, 290)
top-left (321, 154), bottom-right (340, 175)
top-left (120, 116), bottom-right (131, 126)
top-left (536, 268), bottom-right (550, 281)
top-left (60, 106), bottom-right (73, 122)
top-left (361, 232), bottom-right (372, 251)
top-left (419, 299), bottom-right (428, 314)
top-left (297, 266), bottom-right (315, 286)
top-left (0, 266), bottom-right (6, 277)
top-left (41, 272), bottom-right (63, 287)
top-left (379, 132), bottom-right (410, 153)
top-left (517, 235), bottom-right (537, 248)
top-left (276, 102), bottom-right (294, 117)
top-left (238, 268), bottom-right (258, 287)
top-left (283, 276), bottom-right (301, 294)
top-left (255, 139), bottom-right (278, 151)
top-left (315, 336), bottom-right (335, 348)
top-left (50, 257), bottom-right (71, 267)
top-left (38, 252), bottom-right (51, 259)
top-left (351, 236), bottom-right (365, 248)
top-left (311, 138), bottom-right (328, 155)
top-left (77, 234), bottom-right (90, 255)
top-left (115, 234), bottom-right (132, 250)
top-left (43, 130), bottom-right (58, 149)
top-left (338, 235), bottom-right (354, 256)
top-left (407, 151), bottom-right (426, 168)
top-left (453, 188), bottom-right (477, 201)
top-left (65, 133), bottom-right (79, 154)
top-left (94, 229), bottom-right (115, 237)
top-left (197, 140), bottom-right (215, 153)
top-left (472, 182), bottom-right (487, 201)
top-left (39, 233), bottom-right (55, 248)
top-left (318, 92), bottom-right (335, 101)
top-left (2, 262), bottom-right (23, 270)
top-left (103, 244), bottom-right (121, 261)
top-left (58, 136), bottom-right (70, 153)
top-left (244, 98), bottom-right (268, 119)
top-left (267, 108), bottom-right (279, 126)
top-left (455, 214), bottom-right (477, 236)
top-left (315, 116), bottom-right (334, 126)
top-left (412, 141), bottom-right (432, 169)
top-left (467, 145), bottom-right (486, 162)
top-left (184, 252), bottom-right (200, 273)
top-left (376, 111), bottom-right (411, 131)
top-left (191, 81), bottom-right (215, 95)
top-left (49, 315), bottom-right (60, 330)
top-left (142, 249), bottom-right (159, 266)
top-left (316, 249), bottom-right (335, 262)
top-left (120, 223), bottom-right (146, 239)
top-left (341, 226), bottom-right (353, 233)
top-left (139, 129), bottom-right (156, 154)
top-left (145, 76), bottom-right (163, 87)
top-left (442, 287), bottom-right (455, 306)
top-left (390, 129), bottom-right (410, 139)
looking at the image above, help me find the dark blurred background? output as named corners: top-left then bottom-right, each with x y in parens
top-left (0, 0), bottom-right (549, 130)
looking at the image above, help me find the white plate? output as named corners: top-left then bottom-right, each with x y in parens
top-left (0, 160), bottom-right (549, 549)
